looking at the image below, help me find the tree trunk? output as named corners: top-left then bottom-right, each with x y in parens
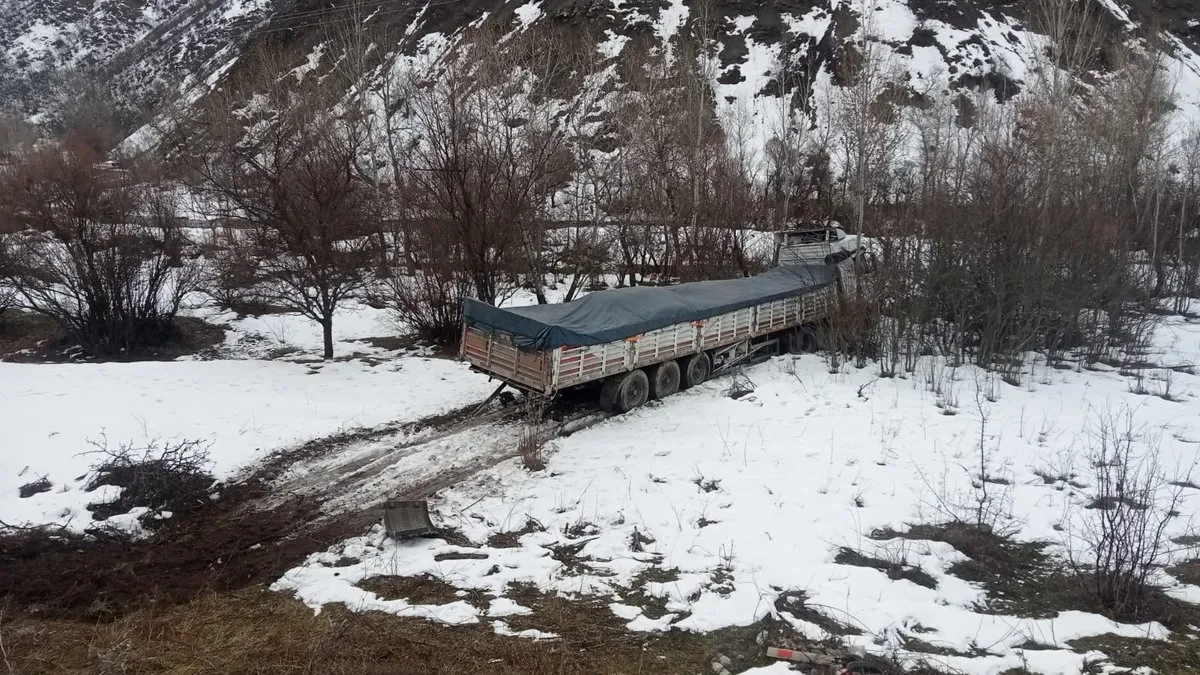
top-left (322, 316), bottom-right (334, 360)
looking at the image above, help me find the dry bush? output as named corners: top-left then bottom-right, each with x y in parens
top-left (856, 27), bottom-right (1177, 382)
top-left (518, 400), bottom-right (548, 472)
top-left (820, 294), bottom-right (876, 372)
top-left (0, 143), bottom-right (202, 356)
top-left (84, 437), bottom-right (215, 529)
top-left (1068, 407), bottom-right (1189, 618)
top-left (0, 110), bottom-right (37, 157)
top-left (201, 227), bottom-right (263, 314)
top-left (379, 259), bottom-right (473, 347)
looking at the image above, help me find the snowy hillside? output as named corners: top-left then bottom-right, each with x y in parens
top-left (0, 0), bottom-right (272, 124)
top-left (6, 0), bottom-right (1200, 147)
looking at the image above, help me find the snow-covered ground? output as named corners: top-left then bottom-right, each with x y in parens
top-left (0, 277), bottom-right (588, 532)
top-left (274, 312), bottom-right (1200, 674)
top-left (0, 299), bottom-right (496, 531)
top-left (7, 271), bottom-right (1200, 673)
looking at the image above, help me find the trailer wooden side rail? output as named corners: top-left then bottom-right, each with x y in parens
top-left (461, 284), bottom-right (836, 411)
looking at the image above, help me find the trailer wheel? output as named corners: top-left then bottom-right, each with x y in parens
top-left (786, 326), bottom-right (819, 354)
top-left (680, 352), bottom-right (712, 389)
top-left (599, 369), bottom-right (650, 414)
top-left (648, 361), bottom-right (681, 399)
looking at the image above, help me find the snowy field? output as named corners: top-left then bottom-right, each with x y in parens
top-left (0, 299), bottom-right (496, 531)
top-left (6, 280), bottom-right (1200, 673)
top-left (273, 313), bottom-right (1200, 675)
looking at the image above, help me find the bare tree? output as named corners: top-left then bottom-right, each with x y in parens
top-left (0, 112), bottom-right (37, 159)
top-left (764, 47), bottom-right (826, 228)
top-left (832, 0), bottom-right (906, 248)
top-left (170, 47), bottom-right (379, 359)
top-left (402, 23), bottom-right (579, 305)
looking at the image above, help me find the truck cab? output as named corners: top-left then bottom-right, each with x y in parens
top-left (773, 225), bottom-right (872, 294)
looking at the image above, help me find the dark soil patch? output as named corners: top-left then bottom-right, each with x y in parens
top-left (218, 299), bottom-right (293, 317)
top-left (354, 334), bottom-right (420, 352)
top-left (1168, 559), bottom-right (1200, 586)
top-left (620, 567), bottom-right (681, 618)
top-left (0, 311), bottom-right (225, 363)
top-left (502, 581), bottom-right (794, 674)
top-left (872, 523), bottom-right (1067, 618)
top-left (486, 518), bottom-right (547, 549)
top-left (773, 588), bottom-right (863, 638)
top-left (18, 477), bottom-right (51, 498)
top-left (1070, 631), bottom-right (1200, 674)
top-left (899, 636), bottom-right (986, 659)
top-left (0, 476), bottom-right (366, 621)
top-left (1032, 469), bottom-right (1087, 489)
top-left (356, 574), bottom-right (484, 608)
top-left (1086, 495), bottom-right (1148, 510)
top-left (0, 310), bottom-right (61, 360)
top-left (834, 547), bottom-right (938, 589)
top-left (873, 522), bottom-right (1200, 672)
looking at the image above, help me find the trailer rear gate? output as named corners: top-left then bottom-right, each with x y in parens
top-left (462, 281), bottom-right (835, 396)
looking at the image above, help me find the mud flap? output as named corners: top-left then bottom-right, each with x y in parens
top-left (382, 500), bottom-right (436, 539)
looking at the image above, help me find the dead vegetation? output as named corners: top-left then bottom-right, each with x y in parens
top-left (355, 575), bottom-right (475, 605)
top-left (834, 547), bottom-right (937, 589)
top-left (0, 581), bottom-right (804, 675)
top-left (872, 522), bottom-right (1200, 673)
top-left (0, 444), bottom-right (362, 623)
top-left (83, 437), bottom-right (215, 526)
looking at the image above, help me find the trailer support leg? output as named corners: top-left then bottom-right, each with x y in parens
top-left (472, 383), bottom-right (509, 415)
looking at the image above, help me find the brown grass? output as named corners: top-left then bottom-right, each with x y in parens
top-left (355, 575), bottom-right (480, 606)
top-left (1, 584), bottom-right (789, 675)
top-left (872, 523), bottom-right (1200, 673)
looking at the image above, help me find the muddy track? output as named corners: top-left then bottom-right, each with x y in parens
top-left (258, 393), bottom-right (609, 520)
top-left (0, 393), bottom-right (609, 621)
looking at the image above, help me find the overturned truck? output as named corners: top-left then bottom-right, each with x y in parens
top-left (460, 258), bottom-right (854, 414)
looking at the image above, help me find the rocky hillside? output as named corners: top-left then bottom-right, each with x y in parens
top-left (0, 0), bottom-right (273, 126)
top-left (3, 0), bottom-right (1200, 140)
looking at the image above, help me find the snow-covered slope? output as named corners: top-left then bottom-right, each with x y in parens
top-left (6, 0), bottom-right (1200, 142)
top-left (0, 0), bottom-right (272, 124)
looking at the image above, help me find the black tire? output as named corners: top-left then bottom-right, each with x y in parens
top-left (680, 352), bottom-right (712, 389)
top-left (648, 360), bottom-right (681, 400)
top-left (786, 326), bottom-right (819, 354)
top-left (599, 369), bottom-right (650, 414)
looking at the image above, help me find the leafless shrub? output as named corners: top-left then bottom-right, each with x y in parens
top-left (517, 400), bottom-right (548, 472)
top-left (380, 265), bottom-right (473, 348)
top-left (201, 228), bottom-right (261, 314)
top-left (966, 381), bottom-right (1014, 533)
top-left (0, 111), bottom-right (37, 157)
top-left (0, 142), bottom-right (202, 355)
top-left (1067, 406), bottom-right (1191, 617)
top-left (723, 369), bottom-right (756, 400)
top-left (820, 296), bottom-right (876, 372)
top-left (84, 437), bottom-right (215, 528)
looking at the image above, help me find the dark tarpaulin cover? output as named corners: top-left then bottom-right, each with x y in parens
top-left (463, 264), bottom-right (838, 350)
